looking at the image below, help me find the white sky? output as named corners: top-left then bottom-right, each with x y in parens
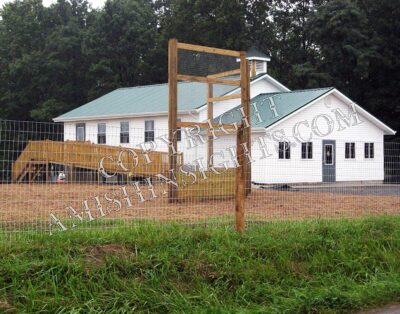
top-left (0, 0), bottom-right (106, 9)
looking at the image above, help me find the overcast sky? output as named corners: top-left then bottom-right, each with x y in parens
top-left (0, 0), bottom-right (106, 9)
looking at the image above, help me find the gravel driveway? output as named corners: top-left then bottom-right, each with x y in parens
top-left (297, 185), bottom-right (400, 196)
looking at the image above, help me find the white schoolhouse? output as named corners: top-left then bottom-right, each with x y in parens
top-left (54, 48), bottom-right (396, 184)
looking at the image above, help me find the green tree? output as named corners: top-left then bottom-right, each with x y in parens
top-left (265, 0), bottom-right (328, 88)
top-left (0, 0), bottom-right (48, 120)
top-left (308, 0), bottom-right (375, 94)
top-left (156, 0), bottom-right (249, 49)
top-left (0, 0), bottom-right (93, 121)
top-left (307, 0), bottom-right (399, 136)
top-left (85, 0), bottom-right (160, 99)
top-left (355, 0), bottom-right (400, 138)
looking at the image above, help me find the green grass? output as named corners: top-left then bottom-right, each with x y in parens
top-left (1, 217), bottom-right (400, 313)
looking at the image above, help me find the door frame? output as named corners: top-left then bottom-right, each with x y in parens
top-left (322, 139), bottom-right (336, 182)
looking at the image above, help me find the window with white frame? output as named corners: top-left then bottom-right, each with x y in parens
top-left (301, 142), bottom-right (313, 159)
top-left (278, 142), bottom-right (290, 159)
top-left (120, 121), bottom-right (129, 144)
top-left (345, 142), bottom-right (355, 159)
top-left (97, 123), bottom-right (106, 144)
top-left (144, 120), bottom-right (154, 142)
top-left (365, 143), bottom-right (374, 158)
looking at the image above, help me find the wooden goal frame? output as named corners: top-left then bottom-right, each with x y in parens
top-left (168, 39), bottom-right (251, 232)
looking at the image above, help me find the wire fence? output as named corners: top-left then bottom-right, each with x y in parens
top-left (0, 120), bottom-right (399, 240)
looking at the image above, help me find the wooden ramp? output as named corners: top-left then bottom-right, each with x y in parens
top-left (12, 140), bottom-right (180, 183)
top-left (176, 169), bottom-right (236, 202)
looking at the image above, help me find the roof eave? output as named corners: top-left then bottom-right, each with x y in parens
top-left (53, 109), bottom-right (196, 123)
top-left (261, 88), bottom-right (396, 135)
top-left (247, 57), bottom-right (271, 62)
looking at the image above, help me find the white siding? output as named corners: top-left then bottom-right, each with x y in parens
top-left (64, 113), bottom-right (202, 166)
top-left (62, 85), bottom-right (387, 184)
top-left (200, 93), bottom-right (386, 184)
top-left (251, 94), bottom-right (384, 183)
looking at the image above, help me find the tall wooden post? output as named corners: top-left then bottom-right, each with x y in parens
top-left (235, 51), bottom-right (251, 232)
top-left (245, 59), bottom-right (252, 195)
top-left (240, 53), bottom-right (251, 197)
top-left (168, 38), bottom-right (178, 203)
top-left (207, 83), bottom-right (213, 168)
top-left (235, 125), bottom-right (245, 232)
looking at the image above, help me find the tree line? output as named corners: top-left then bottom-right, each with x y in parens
top-left (0, 0), bottom-right (399, 139)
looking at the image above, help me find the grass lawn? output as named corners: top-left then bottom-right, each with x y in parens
top-left (1, 217), bottom-right (400, 313)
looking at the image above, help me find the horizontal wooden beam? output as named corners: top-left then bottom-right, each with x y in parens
top-left (177, 121), bottom-right (237, 131)
top-left (207, 69), bottom-right (241, 79)
top-left (177, 74), bottom-right (240, 86)
top-left (208, 130), bottom-right (236, 137)
top-left (177, 42), bottom-right (241, 58)
top-left (208, 93), bottom-right (241, 103)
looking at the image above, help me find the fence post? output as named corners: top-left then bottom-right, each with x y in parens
top-left (234, 51), bottom-right (250, 232)
top-left (235, 125), bottom-right (245, 232)
top-left (240, 54), bottom-right (251, 196)
top-left (168, 38), bottom-right (178, 203)
top-left (207, 83), bottom-right (213, 168)
top-left (245, 59), bottom-right (252, 195)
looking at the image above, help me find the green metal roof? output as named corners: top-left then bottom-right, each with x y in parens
top-left (247, 46), bottom-right (271, 60)
top-left (54, 82), bottom-right (235, 121)
top-left (54, 74), bottom-right (272, 121)
top-left (215, 87), bottom-right (334, 128)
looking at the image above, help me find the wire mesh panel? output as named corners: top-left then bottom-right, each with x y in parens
top-left (0, 119), bottom-right (399, 241)
top-left (247, 137), bottom-right (400, 221)
top-left (177, 48), bottom-right (240, 77)
top-left (0, 120), bottom-right (236, 240)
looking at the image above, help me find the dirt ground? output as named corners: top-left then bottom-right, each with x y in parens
top-left (358, 303), bottom-right (400, 314)
top-left (0, 183), bottom-right (399, 226)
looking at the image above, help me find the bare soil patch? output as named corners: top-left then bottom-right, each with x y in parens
top-left (83, 244), bottom-right (133, 269)
top-left (358, 303), bottom-right (400, 314)
top-left (0, 298), bottom-right (15, 313)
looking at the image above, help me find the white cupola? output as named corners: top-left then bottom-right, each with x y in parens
top-left (246, 46), bottom-right (271, 77)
